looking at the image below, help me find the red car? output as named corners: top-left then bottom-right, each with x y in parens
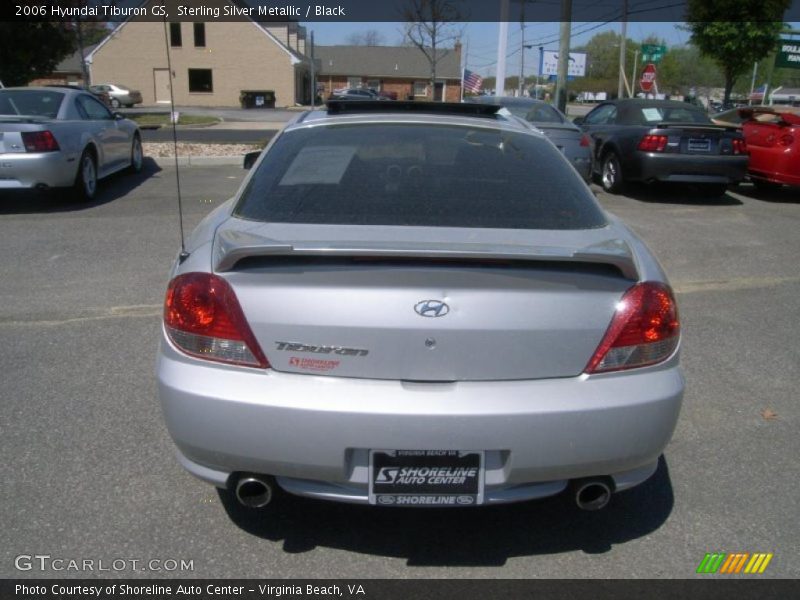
top-left (738, 106), bottom-right (800, 189)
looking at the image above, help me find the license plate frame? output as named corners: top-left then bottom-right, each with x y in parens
top-left (368, 449), bottom-right (485, 506)
top-left (688, 138), bottom-right (711, 152)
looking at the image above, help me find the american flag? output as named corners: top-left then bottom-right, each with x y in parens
top-left (463, 69), bottom-right (483, 94)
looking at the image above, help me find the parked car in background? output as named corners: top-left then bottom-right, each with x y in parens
top-left (89, 83), bottom-right (143, 108)
top-left (469, 95), bottom-right (592, 181)
top-left (737, 106), bottom-right (800, 190)
top-left (0, 86), bottom-right (142, 201)
top-left (329, 88), bottom-right (387, 101)
top-left (157, 100), bottom-right (683, 513)
top-left (574, 99), bottom-right (749, 196)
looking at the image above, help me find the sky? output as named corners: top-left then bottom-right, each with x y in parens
top-left (309, 21), bottom-right (800, 78)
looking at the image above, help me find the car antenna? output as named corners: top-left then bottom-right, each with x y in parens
top-left (161, 15), bottom-right (189, 263)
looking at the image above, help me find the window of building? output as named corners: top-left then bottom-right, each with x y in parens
top-left (169, 23), bottom-right (182, 47)
top-left (193, 23), bottom-right (206, 47)
top-left (188, 69), bottom-right (213, 93)
top-left (413, 81), bottom-right (428, 97)
top-left (347, 77), bottom-right (362, 89)
top-left (366, 79), bottom-right (381, 92)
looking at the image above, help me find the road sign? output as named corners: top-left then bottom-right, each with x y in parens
top-left (640, 63), bottom-right (657, 93)
top-left (540, 50), bottom-right (587, 77)
top-left (640, 44), bottom-right (667, 63)
top-left (775, 40), bottom-right (800, 70)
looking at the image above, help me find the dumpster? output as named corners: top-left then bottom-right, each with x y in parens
top-left (240, 90), bottom-right (275, 109)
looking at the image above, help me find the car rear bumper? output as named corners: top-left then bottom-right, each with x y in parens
top-left (0, 152), bottom-right (76, 190)
top-left (157, 336), bottom-right (684, 505)
top-left (749, 168), bottom-right (800, 187)
top-left (628, 153), bottom-right (748, 184)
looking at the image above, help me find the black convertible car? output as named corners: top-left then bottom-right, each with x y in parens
top-left (574, 99), bottom-right (749, 196)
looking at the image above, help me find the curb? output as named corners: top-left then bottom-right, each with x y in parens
top-left (149, 156), bottom-right (244, 167)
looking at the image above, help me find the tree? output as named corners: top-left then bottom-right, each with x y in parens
top-left (0, 22), bottom-right (75, 86)
top-left (345, 30), bottom-right (386, 46)
top-left (402, 0), bottom-right (464, 100)
top-left (684, 0), bottom-right (791, 104)
top-left (657, 45), bottom-right (725, 96)
top-left (571, 31), bottom-right (638, 97)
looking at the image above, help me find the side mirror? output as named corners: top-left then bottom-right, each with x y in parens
top-left (243, 151), bottom-right (261, 170)
top-left (572, 116), bottom-right (585, 126)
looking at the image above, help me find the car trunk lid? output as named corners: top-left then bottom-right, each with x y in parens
top-left (211, 221), bottom-right (639, 381)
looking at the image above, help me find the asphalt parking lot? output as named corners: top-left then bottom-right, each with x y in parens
top-left (1, 163), bottom-right (798, 579)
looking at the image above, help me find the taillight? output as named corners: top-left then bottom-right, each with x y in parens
top-left (164, 272), bottom-right (269, 368)
top-left (579, 134), bottom-right (591, 147)
top-left (637, 135), bottom-right (668, 152)
top-left (21, 130), bottom-right (60, 153)
top-left (732, 138), bottom-right (748, 154)
top-left (585, 282), bottom-right (679, 374)
top-left (778, 134), bottom-right (794, 147)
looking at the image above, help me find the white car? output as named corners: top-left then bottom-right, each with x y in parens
top-left (89, 83), bottom-right (143, 108)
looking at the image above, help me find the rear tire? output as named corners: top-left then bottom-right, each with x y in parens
top-left (128, 135), bottom-right (143, 173)
top-left (72, 149), bottom-right (98, 202)
top-left (110, 98), bottom-right (121, 109)
top-left (600, 151), bottom-right (624, 194)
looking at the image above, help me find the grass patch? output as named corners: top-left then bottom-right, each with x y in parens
top-left (129, 113), bottom-right (221, 127)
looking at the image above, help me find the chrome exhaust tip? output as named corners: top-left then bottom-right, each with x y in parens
top-left (574, 480), bottom-right (612, 511)
top-left (235, 475), bottom-right (274, 508)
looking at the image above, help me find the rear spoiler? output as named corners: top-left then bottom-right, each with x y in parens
top-left (654, 122), bottom-right (740, 133)
top-left (213, 229), bottom-right (639, 279)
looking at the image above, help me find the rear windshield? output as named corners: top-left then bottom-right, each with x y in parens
top-left (0, 90), bottom-right (64, 118)
top-left (627, 105), bottom-right (711, 126)
top-left (235, 124), bottom-right (605, 230)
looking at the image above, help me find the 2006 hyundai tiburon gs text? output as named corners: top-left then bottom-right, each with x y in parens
top-left (156, 101), bottom-right (684, 512)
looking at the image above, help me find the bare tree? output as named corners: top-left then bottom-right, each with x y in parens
top-left (345, 30), bottom-right (386, 46)
top-left (402, 0), bottom-right (465, 100)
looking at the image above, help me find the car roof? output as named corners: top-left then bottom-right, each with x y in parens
top-left (608, 98), bottom-right (705, 109)
top-left (3, 85), bottom-right (87, 95)
top-left (289, 101), bottom-right (544, 136)
top-left (471, 95), bottom-right (549, 106)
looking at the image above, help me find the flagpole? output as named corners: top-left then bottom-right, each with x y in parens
top-left (461, 39), bottom-right (469, 102)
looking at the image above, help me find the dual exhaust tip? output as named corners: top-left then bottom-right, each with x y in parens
top-left (234, 475), bottom-right (274, 508)
top-left (573, 479), bottom-right (613, 511)
top-left (234, 474), bottom-right (613, 510)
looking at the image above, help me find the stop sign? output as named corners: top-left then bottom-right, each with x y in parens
top-left (640, 63), bottom-right (657, 93)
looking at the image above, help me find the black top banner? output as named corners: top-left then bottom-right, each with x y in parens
top-left (3, 0), bottom-right (800, 23)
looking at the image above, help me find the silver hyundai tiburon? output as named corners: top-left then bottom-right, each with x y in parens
top-left (157, 101), bottom-right (684, 512)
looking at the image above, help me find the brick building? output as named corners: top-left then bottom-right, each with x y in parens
top-left (315, 45), bottom-right (463, 102)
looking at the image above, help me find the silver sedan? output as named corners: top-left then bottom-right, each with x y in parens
top-left (157, 101), bottom-right (683, 513)
top-left (469, 95), bottom-right (593, 181)
top-left (0, 86), bottom-right (142, 201)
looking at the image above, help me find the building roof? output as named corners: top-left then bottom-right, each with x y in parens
top-left (316, 45), bottom-right (461, 80)
top-left (772, 87), bottom-right (800, 97)
top-left (54, 44), bottom-right (99, 73)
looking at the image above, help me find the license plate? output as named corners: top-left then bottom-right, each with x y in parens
top-left (688, 138), bottom-right (711, 152)
top-left (369, 450), bottom-right (484, 506)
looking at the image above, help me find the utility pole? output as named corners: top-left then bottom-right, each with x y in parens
top-left (496, 0), bottom-right (510, 96)
top-left (618, 0), bottom-right (628, 99)
top-left (310, 30), bottom-right (316, 108)
top-left (630, 49), bottom-right (638, 98)
top-left (749, 61), bottom-right (758, 105)
top-left (536, 46), bottom-right (543, 99)
top-left (518, 1), bottom-right (528, 96)
top-left (555, 0), bottom-right (572, 113)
